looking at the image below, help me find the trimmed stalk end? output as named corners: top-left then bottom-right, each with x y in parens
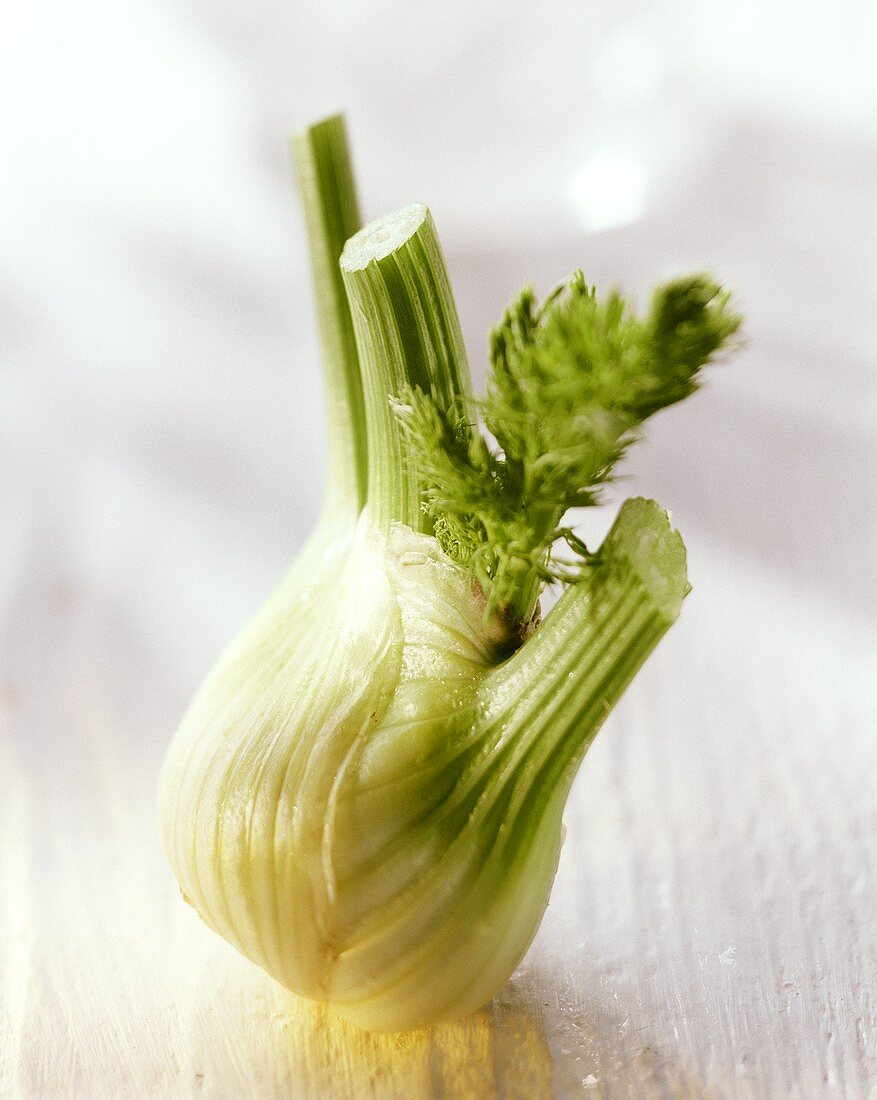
top-left (602, 497), bottom-right (689, 623)
top-left (341, 204), bottom-right (428, 270)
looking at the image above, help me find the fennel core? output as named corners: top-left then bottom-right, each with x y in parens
top-left (158, 113), bottom-right (740, 1033)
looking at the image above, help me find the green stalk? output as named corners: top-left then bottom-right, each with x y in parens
top-left (479, 499), bottom-right (689, 825)
top-left (340, 204), bottom-right (471, 531)
top-left (292, 114), bottom-right (367, 516)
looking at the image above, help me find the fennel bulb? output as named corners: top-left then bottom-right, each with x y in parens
top-left (158, 114), bottom-right (738, 1032)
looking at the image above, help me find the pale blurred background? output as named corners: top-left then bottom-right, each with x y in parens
top-left (1, 1), bottom-right (876, 1097)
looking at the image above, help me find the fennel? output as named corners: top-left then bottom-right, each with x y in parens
top-left (159, 113), bottom-right (739, 1032)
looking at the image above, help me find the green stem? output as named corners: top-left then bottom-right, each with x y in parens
top-left (340, 204), bottom-right (471, 531)
top-left (501, 502), bottom-right (565, 629)
top-left (481, 499), bottom-right (689, 816)
top-left (292, 114), bottom-right (367, 517)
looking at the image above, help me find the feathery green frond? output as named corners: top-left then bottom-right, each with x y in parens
top-left (394, 272), bottom-right (740, 623)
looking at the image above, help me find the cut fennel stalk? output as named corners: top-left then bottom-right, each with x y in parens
top-left (159, 113), bottom-right (735, 1033)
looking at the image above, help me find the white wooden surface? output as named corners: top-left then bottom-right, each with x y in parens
top-left (2, 504), bottom-right (874, 1098)
top-left (2, 2), bottom-right (875, 1096)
